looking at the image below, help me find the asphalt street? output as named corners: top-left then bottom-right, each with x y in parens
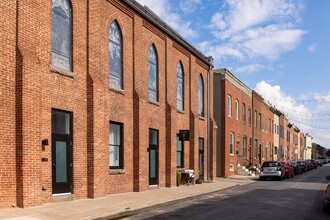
top-left (123, 164), bottom-right (330, 220)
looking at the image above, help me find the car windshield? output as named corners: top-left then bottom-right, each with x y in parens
top-left (262, 162), bottom-right (278, 167)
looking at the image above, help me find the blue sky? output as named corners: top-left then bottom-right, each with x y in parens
top-left (136, 0), bottom-right (330, 148)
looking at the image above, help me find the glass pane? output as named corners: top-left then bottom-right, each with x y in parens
top-left (199, 138), bottom-right (204, 150)
top-left (52, 0), bottom-right (71, 70)
top-left (110, 145), bottom-right (119, 167)
top-left (177, 137), bottom-right (182, 151)
top-left (198, 75), bottom-right (204, 116)
top-left (52, 111), bottom-right (70, 134)
top-left (109, 21), bottom-right (123, 90)
top-left (56, 141), bottom-right (67, 183)
top-left (176, 62), bottom-right (183, 110)
top-left (110, 123), bottom-right (121, 145)
top-left (150, 149), bottom-right (156, 178)
top-left (149, 130), bottom-right (158, 145)
top-left (148, 45), bottom-right (158, 102)
top-left (177, 152), bottom-right (182, 167)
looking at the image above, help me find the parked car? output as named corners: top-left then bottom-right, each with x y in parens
top-left (281, 161), bottom-right (294, 178)
top-left (315, 160), bottom-right (323, 167)
top-left (260, 161), bottom-right (285, 181)
top-left (289, 161), bottom-right (302, 175)
top-left (306, 159), bottom-right (317, 170)
top-left (323, 183), bottom-right (330, 213)
top-left (297, 160), bottom-right (308, 173)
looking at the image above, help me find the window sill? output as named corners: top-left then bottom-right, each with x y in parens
top-left (177, 109), bottom-right (185, 114)
top-left (198, 116), bottom-right (205, 120)
top-left (110, 169), bottom-right (126, 175)
top-left (109, 87), bottom-right (125, 95)
top-left (230, 154), bottom-right (235, 157)
top-left (50, 65), bottom-right (74, 78)
top-left (149, 100), bottom-right (160, 106)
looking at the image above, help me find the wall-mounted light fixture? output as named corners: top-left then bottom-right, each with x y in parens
top-left (42, 139), bottom-right (49, 146)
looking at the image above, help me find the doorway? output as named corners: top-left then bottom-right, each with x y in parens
top-left (149, 129), bottom-right (158, 185)
top-left (52, 109), bottom-right (73, 194)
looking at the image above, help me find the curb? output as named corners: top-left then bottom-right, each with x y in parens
top-left (95, 181), bottom-right (254, 220)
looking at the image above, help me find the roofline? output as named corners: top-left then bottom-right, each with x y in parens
top-left (123, 0), bottom-right (213, 67)
top-left (214, 68), bottom-right (253, 93)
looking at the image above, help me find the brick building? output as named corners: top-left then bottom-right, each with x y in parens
top-left (272, 108), bottom-right (281, 161)
top-left (0, 0), bottom-right (216, 208)
top-left (214, 69), bottom-right (253, 176)
top-left (260, 101), bottom-right (274, 164)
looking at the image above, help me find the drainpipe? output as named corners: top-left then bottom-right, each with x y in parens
top-left (207, 56), bottom-right (213, 181)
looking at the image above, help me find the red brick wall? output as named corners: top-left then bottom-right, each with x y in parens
top-left (218, 73), bottom-right (252, 177)
top-left (252, 91), bottom-right (263, 167)
top-left (0, 0), bottom-right (214, 208)
top-left (261, 103), bottom-right (274, 163)
top-left (0, 1), bottom-right (17, 209)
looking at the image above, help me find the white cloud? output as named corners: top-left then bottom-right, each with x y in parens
top-left (208, 0), bottom-right (306, 66)
top-left (255, 81), bottom-right (330, 148)
top-left (308, 43), bottom-right (317, 52)
top-left (242, 26), bottom-right (306, 59)
top-left (235, 64), bottom-right (266, 74)
top-left (135, 0), bottom-right (197, 39)
top-left (179, 0), bottom-right (201, 14)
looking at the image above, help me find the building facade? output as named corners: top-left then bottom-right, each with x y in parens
top-left (305, 134), bottom-right (313, 159)
top-left (0, 0), bottom-right (216, 208)
top-left (214, 69), bottom-right (253, 176)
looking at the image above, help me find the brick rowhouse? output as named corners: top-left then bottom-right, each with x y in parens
top-left (0, 0), bottom-right (215, 208)
top-left (214, 69), bottom-right (253, 177)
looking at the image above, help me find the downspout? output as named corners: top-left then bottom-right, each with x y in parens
top-left (207, 57), bottom-right (213, 181)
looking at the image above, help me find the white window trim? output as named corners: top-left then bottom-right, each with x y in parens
top-left (235, 100), bottom-right (239, 120)
top-left (229, 164), bottom-right (234, 171)
top-left (227, 95), bottom-right (232, 117)
top-left (230, 132), bottom-right (235, 155)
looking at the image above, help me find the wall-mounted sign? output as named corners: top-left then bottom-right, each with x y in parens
top-left (179, 130), bottom-right (190, 141)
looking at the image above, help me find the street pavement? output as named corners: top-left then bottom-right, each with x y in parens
top-left (0, 176), bottom-right (256, 220)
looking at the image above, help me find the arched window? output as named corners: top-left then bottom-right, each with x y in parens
top-left (109, 20), bottom-right (123, 90)
top-left (198, 74), bottom-right (204, 117)
top-left (176, 62), bottom-right (184, 111)
top-left (148, 44), bottom-right (158, 102)
top-left (52, 0), bottom-right (72, 71)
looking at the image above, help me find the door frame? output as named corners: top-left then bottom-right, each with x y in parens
top-left (149, 129), bottom-right (159, 186)
top-left (51, 109), bottom-right (73, 194)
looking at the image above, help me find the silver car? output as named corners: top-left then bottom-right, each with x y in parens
top-left (260, 161), bottom-right (285, 181)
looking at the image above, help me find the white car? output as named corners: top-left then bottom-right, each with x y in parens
top-left (260, 161), bottom-right (285, 181)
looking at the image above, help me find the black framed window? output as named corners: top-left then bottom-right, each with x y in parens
top-left (109, 122), bottom-right (123, 169)
top-left (198, 74), bottom-right (204, 117)
top-left (52, 0), bottom-right (72, 71)
top-left (109, 20), bottom-right (123, 90)
top-left (176, 135), bottom-right (184, 168)
top-left (176, 62), bottom-right (184, 111)
top-left (148, 44), bottom-right (158, 102)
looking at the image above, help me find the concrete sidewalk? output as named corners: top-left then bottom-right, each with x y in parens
top-left (0, 178), bottom-right (256, 220)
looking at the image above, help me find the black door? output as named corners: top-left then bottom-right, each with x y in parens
top-left (198, 138), bottom-right (204, 180)
top-left (149, 129), bottom-right (158, 185)
top-left (52, 109), bottom-right (73, 194)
